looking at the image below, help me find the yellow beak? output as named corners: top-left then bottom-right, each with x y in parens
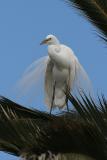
top-left (40, 38), bottom-right (51, 45)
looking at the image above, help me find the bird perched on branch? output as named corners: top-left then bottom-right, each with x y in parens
top-left (17, 34), bottom-right (92, 114)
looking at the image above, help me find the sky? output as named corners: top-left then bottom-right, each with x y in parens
top-left (0, 0), bottom-right (107, 159)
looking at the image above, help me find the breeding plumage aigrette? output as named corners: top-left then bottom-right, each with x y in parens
top-left (40, 35), bottom-right (91, 111)
top-left (17, 34), bottom-right (92, 113)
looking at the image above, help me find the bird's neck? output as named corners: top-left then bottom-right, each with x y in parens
top-left (48, 44), bottom-right (61, 53)
top-left (53, 41), bottom-right (60, 45)
top-left (48, 39), bottom-right (60, 45)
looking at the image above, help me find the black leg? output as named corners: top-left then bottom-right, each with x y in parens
top-left (50, 81), bottom-right (56, 115)
top-left (66, 95), bottom-right (69, 112)
top-left (66, 83), bottom-right (70, 112)
top-left (66, 67), bottom-right (70, 112)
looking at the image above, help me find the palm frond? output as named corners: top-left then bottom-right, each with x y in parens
top-left (64, 0), bottom-right (107, 42)
top-left (68, 93), bottom-right (107, 136)
top-left (0, 96), bottom-right (53, 120)
top-left (0, 96), bottom-right (107, 159)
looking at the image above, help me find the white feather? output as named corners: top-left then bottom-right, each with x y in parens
top-left (16, 35), bottom-right (93, 110)
top-left (16, 56), bottom-right (49, 97)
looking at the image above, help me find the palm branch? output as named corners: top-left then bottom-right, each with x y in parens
top-left (0, 96), bottom-right (53, 120)
top-left (0, 96), bottom-right (107, 160)
top-left (64, 0), bottom-right (107, 42)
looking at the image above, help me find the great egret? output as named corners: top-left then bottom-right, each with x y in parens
top-left (17, 34), bottom-right (92, 113)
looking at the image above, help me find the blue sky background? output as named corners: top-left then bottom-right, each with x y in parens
top-left (0, 0), bottom-right (107, 159)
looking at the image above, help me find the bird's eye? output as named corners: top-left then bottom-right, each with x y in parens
top-left (49, 38), bottom-right (52, 40)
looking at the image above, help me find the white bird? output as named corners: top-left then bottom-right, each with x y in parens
top-left (17, 34), bottom-right (92, 113)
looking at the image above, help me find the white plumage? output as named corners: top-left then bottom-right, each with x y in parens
top-left (17, 34), bottom-right (92, 110)
top-left (45, 44), bottom-right (76, 108)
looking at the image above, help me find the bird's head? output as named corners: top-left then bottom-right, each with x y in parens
top-left (40, 34), bottom-right (60, 45)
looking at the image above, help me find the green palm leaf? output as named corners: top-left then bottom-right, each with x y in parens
top-left (64, 0), bottom-right (107, 42)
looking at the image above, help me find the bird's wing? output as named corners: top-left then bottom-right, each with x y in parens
top-left (72, 57), bottom-right (93, 97)
top-left (45, 58), bottom-right (54, 108)
top-left (58, 45), bottom-right (93, 97)
top-left (15, 56), bottom-right (49, 102)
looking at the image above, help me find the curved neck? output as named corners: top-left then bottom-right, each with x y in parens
top-left (48, 39), bottom-right (60, 45)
